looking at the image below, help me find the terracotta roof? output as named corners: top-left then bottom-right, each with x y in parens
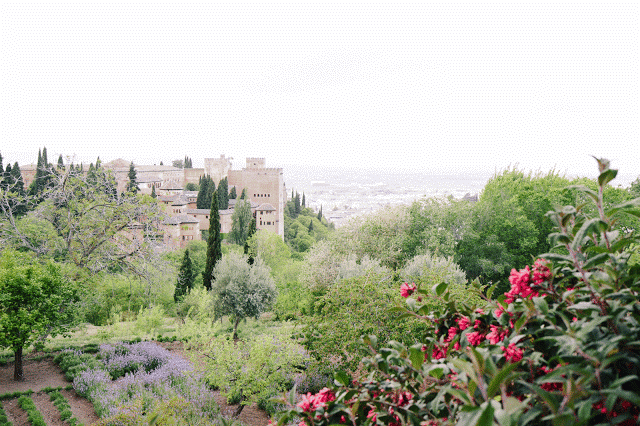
top-left (163, 215), bottom-right (199, 225)
top-left (256, 203), bottom-right (276, 211)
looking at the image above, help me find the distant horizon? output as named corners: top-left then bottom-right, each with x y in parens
top-left (3, 147), bottom-right (636, 189)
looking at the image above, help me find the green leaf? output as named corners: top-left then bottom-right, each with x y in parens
top-left (571, 218), bottom-right (604, 252)
top-left (583, 253), bottom-right (610, 269)
top-left (600, 388), bottom-right (640, 407)
top-left (598, 168), bottom-right (617, 187)
top-left (520, 381), bottom-right (559, 413)
top-left (409, 346), bottom-right (424, 369)
top-left (434, 281), bottom-right (448, 297)
top-left (477, 402), bottom-right (495, 426)
top-left (487, 362), bottom-right (520, 399)
top-left (533, 297), bottom-right (548, 315)
top-left (333, 371), bottom-right (350, 387)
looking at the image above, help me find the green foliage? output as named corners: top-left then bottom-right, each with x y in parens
top-left (174, 249), bottom-right (195, 302)
top-left (217, 177), bottom-right (229, 210)
top-left (302, 272), bottom-right (429, 373)
top-left (18, 395), bottom-right (47, 426)
top-left (284, 205), bottom-right (332, 253)
top-left (203, 190), bottom-right (222, 290)
top-left (127, 162), bottom-right (139, 194)
top-left (134, 305), bottom-right (165, 337)
top-left (0, 250), bottom-right (80, 380)
top-left (276, 159), bottom-right (640, 426)
top-left (229, 199), bottom-right (253, 245)
top-left (455, 169), bottom-right (573, 291)
top-left (174, 286), bottom-right (214, 324)
top-left (196, 175), bottom-right (215, 209)
top-left (229, 185), bottom-right (237, 199)
top-left (198, 334), bottom-right (306, 410)
top-left (185, 182), bottom-right (198, 191)
top-left (211, 251), bottom-right (278, 339)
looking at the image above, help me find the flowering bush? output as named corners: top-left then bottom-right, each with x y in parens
top-left (275, 159), bottom-right (640, 426)
top-left (59, 341), bottom-right (221, 423)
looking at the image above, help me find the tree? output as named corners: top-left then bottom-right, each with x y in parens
top-left (294, 192), bottom-right (301, 217)
top-left (185, 182), bottom-right (198, 191)
top-left (229, 186), bottom-right (237, 199)
top-left (172, 159), bottom-right (184, 169)
top-left (127, 162), bottom-right (139, 194)
top-left (57, 155), bottom-right (64, 170)
top-left (211, 251), bottom-right (277, 340)
top-left (317, 205), bottom-right (323, 221)
top-left (202, 190), bottom-right (222, 290)
top-left (217, 177), bottom-right (229, 209)
top-left (196, 176), bottom-right (214, 209)
top-left (160, 161), bottom-right (164, 166)
top-left (230, 199), bottom-right (253, 246)
top-left (151, 185), bottom-right (157, 198)
top-left (244, 218), bottom-right (257, 263)
top-left (240, 188), bottom-right (248, 200)
top-left (0, 250), bottom-right (80, 380)
top-left (0, 166), bottom-right (161, 276)
top-left (174, 249), bottom-right (195, 302)
top-left (302, 193), bottom-right (306, 208)
top-left (184, 156), bottom-right (193, 168)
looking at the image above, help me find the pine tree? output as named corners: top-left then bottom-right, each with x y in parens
top-left (229, 186), bottom-right (237, 199)
top-left (203, 190), bottom-right (222, 290)
top-left (127, 162), bottom-right (139, 194)
top-left (244, 218), bottom-right (257, 265)
top-left (174, 249), bottom-right (195, 302)
top-left (160, 161), bottom-right (164, 166)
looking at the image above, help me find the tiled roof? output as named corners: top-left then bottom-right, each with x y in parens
top-left (256, 203), bottom-right (276, 211)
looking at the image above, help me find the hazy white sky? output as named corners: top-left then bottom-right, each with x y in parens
top-left (2, 3), bottom-right (638, 181)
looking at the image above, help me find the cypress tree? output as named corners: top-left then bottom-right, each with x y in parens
top-left (160, 161), bottom-right (164, 165)
top-left (240, 188), bottom-right (247, 199)
top-left (127, 162), bottom-right (139, 194)
top-left (29, 149), bottom-right (43, 196)
top-left (244, 218), bottom-right (257, 265)
top-left (151, 185), bottom-right (157, 198)
top-left (174, 249), bottom-right (195, 301)
top-left (302, 193), bottom-right (306, 208)
top-left (308, 219), bottom-right (314, 232)
top-left (203, 190), bottom-right (222, 290)
top-left (229, 186), bottom-right (237, 199)
top-left (217, 177), bottom-right (229, 209)
top-left (294, 192), bottom-right (301, 216)
top-left (0, 152), bottom-right (4, 177)
top-left (10, 163), bottom-right (24, 196)
top-left (57, 155), bottom-right (64, 170)
top-left (42, 147), bottom-right (49, 168)
top-left (317, 205), bottom-right (323, 221)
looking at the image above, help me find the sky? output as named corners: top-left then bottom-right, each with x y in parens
top-left (2, 3), bottom-right (638, 183)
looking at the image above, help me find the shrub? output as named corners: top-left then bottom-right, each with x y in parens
top-left (276, 159), bottom-right (640, 426)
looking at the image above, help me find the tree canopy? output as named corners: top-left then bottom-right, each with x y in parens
top-left (0, 250), bottom-right (80, 380)
top-left (211, 251), bottom-right (277, 339)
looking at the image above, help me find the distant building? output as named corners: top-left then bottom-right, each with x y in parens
top-left (19, 154), bottom-right (287, 250)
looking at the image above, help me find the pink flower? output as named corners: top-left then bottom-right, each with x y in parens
top-left (432, 345), bottom-right (447, 359)
top-left (457, 316), bottom-right (470, 330)
top-left (400, 282), bottom-right (416, 298)
top-left (486, 325), bottom-right (507, 344)
top-left (315, 387), bottom-right (335, 405)
top-left (446, 326), bottom-right (458, 342)
top-left (453, 342), bottom-right (460, 350)
top-left (473, 319), bottom-right (482, 329)
top-left (467, 331), bottom-right (485, 346)
top-left (297, 388), bottom-right (335, 412)
top-left (532, 259), bottom-right (551, 285)
top-left (502, 343), bottom-right (523, 363)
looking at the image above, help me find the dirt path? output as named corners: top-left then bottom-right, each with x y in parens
top-left (0, 358), bottom-right (68, 392)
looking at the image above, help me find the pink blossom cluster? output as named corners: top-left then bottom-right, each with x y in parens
top-left (400, 282), bottom-right (417, 298)
top-left (365, 391), bottom-right (413, 426)
top-left (297, 387), bottom-right (336, 413)
top-left (501, 343), bottom-right (523, 363)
